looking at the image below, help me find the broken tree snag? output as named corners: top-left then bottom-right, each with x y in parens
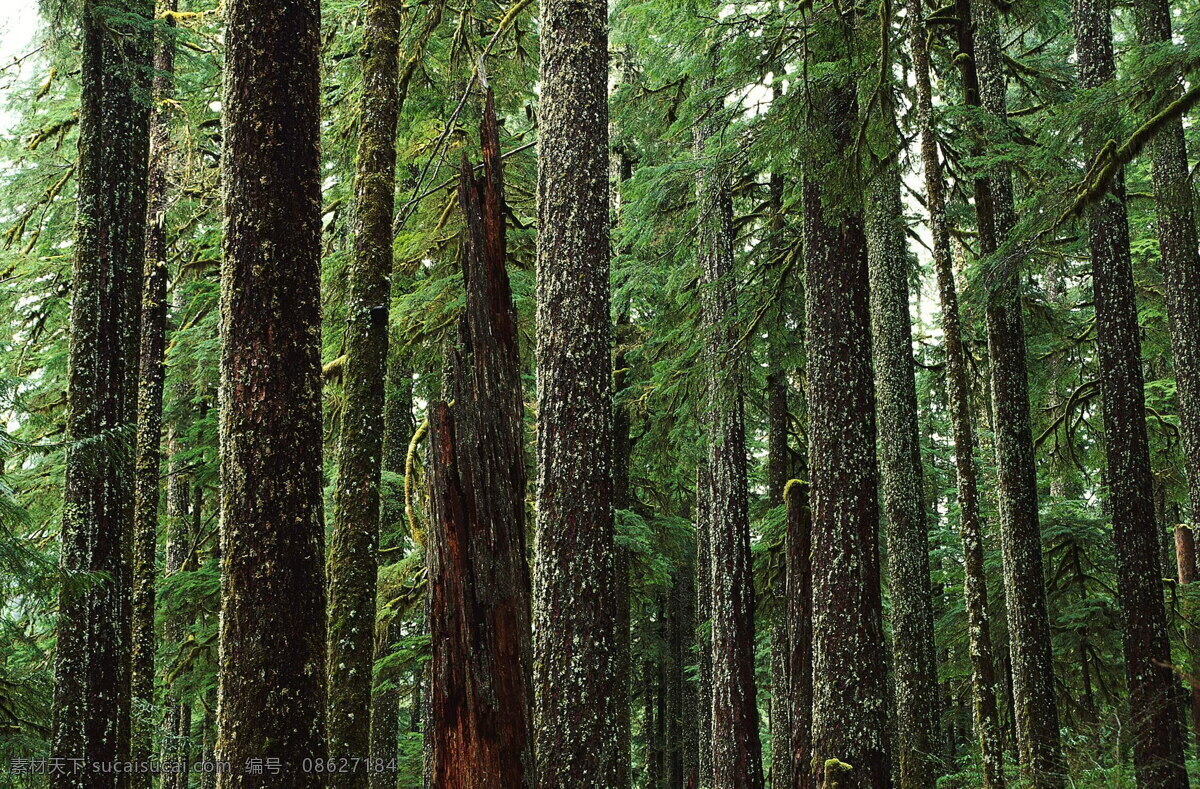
top-left (428, 90), bottom-right (534, 789)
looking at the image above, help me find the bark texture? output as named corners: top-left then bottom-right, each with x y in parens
top-left (215, 0), bottom-right (328, 782)
top-left (695, 108), bottom-right (764, 789)
top-left (1074, 0), bottom-right (1189, 782)
top-left (130, 4), bottom-right (176, 787)
top-left (427, 93), bottom-right (535, 789)
top-left (786, 479), bottom-right (813, 789)
top-left (955, 3), bottom-right (1066, 781)
top-left (910, 2), bottom-right (1006, 784)
top-left (51, 1), bottom-right (152, 786)
top-left (533, 0), bottom-right (619, 782)
top-left (864, 138), bottom-right (940, 789)
top-left (1131, 0), bottom-right (1200, 531)
top-left (326, 0), bottom-right (402, 779)
top-left (696, 462), bottom-right (714, 789)
top-left (802, 40), bottom-right (891, 784)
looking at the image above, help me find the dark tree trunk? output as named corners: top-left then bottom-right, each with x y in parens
top-left (614, 302), bottom-right (635, 789)
top-left (1132, 0), bottom-right (1200, 533)
top-left (695, 109), bottom-right (765, 789)
top-left (786, 479), bottom-right (813, 789)
top-left (130, 4), bottom-right (176, 787)
top-left (910, 1), bottom-right (1006, 784)
top-left (670, 554), bottom-right (696, 789)
top-left (1074, 0), bottom-right (1189, 782)
top-left (766, 169), bottom-right (793, 789)
top-left (327, 0), bottom-right (402, 779)
top-left (215, 0), bottom-right (327, 781)
top-left (864, 118), bottom-right (940, 789)
top-left (801, 30), bottom-right (891, 784)
top-left (956, 3), bottom-right (1066, 781)
top-left (533, 0), bottom-right (619, 782)
top-left (428, 94), bottom-right (535, 789)
top-left (696, 462), bottom-right (714, 789)
top-left (370, 341), bottom-right (414, 789)
top-left (51, 1), bottom-right (152, 786)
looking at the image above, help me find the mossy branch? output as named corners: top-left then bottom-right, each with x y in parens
top-left (1058, 83), bottom-right (1200, 225)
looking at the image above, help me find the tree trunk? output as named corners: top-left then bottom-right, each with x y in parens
top-left (370, 340), bottom-right (414, 789)
top-left (1074, 0), bottom-right (1189, 782)
top-left (953, 2), bottom-right (1067, 781)
top-left (215, 0), bottom-right (327, 781)
top-left (786, 479), bottom-right (813, 789)
top-left (766, 169), bottom-right (793, 789)
top-left (130, 3), bottom-right (176, 786)
top-left (695, 107), bottom-right (765, 789)
top-left (51, 0), bottom-right (152, 786)
top-left (864, 116), bottom-right (940, 789)
top-left (428, 94), bottom-right (536, 788)
top-left (696, 462), bottom-right (714, 789)
top-left (534, 0), bottom-right (619, 781)
top-left (327, 0), bottom-right (402, 780)
top-left (910, 1), bottom-right (1006, 784)
top-left (1132, 0), bottom-right (1200, 535)
top-left (801, 31), bottom-right (891, 784)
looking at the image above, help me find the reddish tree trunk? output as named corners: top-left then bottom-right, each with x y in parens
top-left (428, 92), bottom-right (535, 789)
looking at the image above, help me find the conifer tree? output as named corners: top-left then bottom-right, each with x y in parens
top-left (51, 2), bottom-right (152, 786)
top-left (215, 0), bottom-right (327, 783)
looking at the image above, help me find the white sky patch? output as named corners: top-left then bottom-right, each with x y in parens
top-left (0, 0), bottom-right (40, 135)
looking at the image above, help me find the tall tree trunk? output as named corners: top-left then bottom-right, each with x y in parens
top-left (802, 23), bottom-right (891, 784)
top-left (51, 0), bottom-right (152, 786)
top-left (534, 0), bottom-right (619, 781)
top-left (427, 93), bottom-right (535, 788)
top-left (369, 341), bottom-right (414, 789)
top-left (910, 1), bottom-right (1006, 784)
top-left (766, 169), bottom-right (793, 789)
top-left (864, 116), bottom-right (940, 789)
top-left (1132, 0), bottom-right (1200, 535)
top-left (327, 0), bottom-right (402, 780)
top-left (670, 553), bottom-right (696, 789)
top-left (952, 2), bottom-right (1067, 781)
top-left (614, 292), bottom-right (635, 789)
top-left (786, 479), bottom-right (813, 789)
top-left (695, 108), bottom-right (765, 789)
top-left (696, 462), bottom-right (714, 789)
top-left (215, 0), bottom-right (327, 781)
top-left (130, 3), bottom-right (177, 786)
top-left (1074, 0), bottom-right (1189, 782)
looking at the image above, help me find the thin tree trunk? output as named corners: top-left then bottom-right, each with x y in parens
top-left (695, 105), bottom-right (764, 789)
top-left (802, 32), bottom-right (891, 784)
top-left (786, 479), bottom-right (813, 789)
top-left (1074, 0), bottom-right (1189, 782)
top-left (533, 0), bottom-right (619, 781)
top-left (696, 462), bottom-right (714, 789)
top-left (766, 169), bottom-right (793, 789)
top-left (428, 93), bottom-right (535, 788)
top-left (954, 2), bottom-right (1067, 781)
top-left (130, 3), bottom-right (177, 786)
top-left (327, 0), bottom-right (402, 780)
top-left (215, 0), bottom-right (327, 780)
top-left (51, 1), bottom-right (152, 786)
top-left (370, 341), bottom-right (414, 789)
top-left (864, 112), bottom-right (940, 789)
top-left (910, 2), bottom-right (1006, 784)
top-left (1132, 0), bottom-right (1200, 534)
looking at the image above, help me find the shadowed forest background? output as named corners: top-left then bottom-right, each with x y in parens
top-left (0, 0), bottom-right (1199, 786)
